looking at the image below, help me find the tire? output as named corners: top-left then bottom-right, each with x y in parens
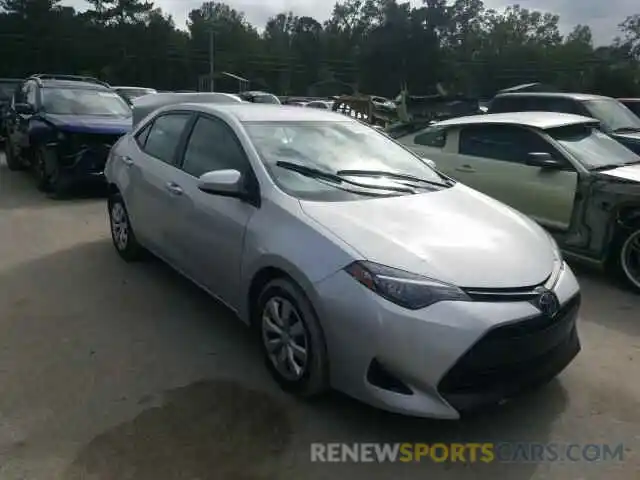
top-left (4, 138), bottom-right (25, 171)
top-left (33, 147), bottom-right (51, 192)
top-left (256, 278), bottom-right (329, 398)
top-left (616, 227), bottom-right (640, 293)
top-left (108, 193), bottom-right (144, 262)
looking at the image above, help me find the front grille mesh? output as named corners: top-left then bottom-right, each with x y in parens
top-left (439, 294), bottom-right (581, 395)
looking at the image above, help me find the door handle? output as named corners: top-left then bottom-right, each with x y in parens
top-left (165, 182), bottom-right (183, 195)
top-left (455, 165), bottom-right (476, 173)
top-left (120, 155), bottom-right (134, 166)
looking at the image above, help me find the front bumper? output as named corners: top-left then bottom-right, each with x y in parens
top-left (314, 262), bottom-right (581, 419)
top-left (52, 132), bottom-right (125, 183)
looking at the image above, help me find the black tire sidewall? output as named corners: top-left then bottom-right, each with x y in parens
top-left (108, 193), bottom-right (142, 261)
top-left (255, 278), bottom-right (329, 397)
top-left (618, 227), bottom-right (640, 292)
top-left (34, 147), bottom-right (51, 192)
top-left (5, 138), bottom-right (24, 171)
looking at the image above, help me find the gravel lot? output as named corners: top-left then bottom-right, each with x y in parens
top-left (1, 154), bottom-right (639, 479)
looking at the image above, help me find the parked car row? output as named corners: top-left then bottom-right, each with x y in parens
top-left (24, 76), bottom-right (640, 420)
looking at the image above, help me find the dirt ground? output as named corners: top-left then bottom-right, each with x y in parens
top-left (0, 155), bottom-right (639, 480)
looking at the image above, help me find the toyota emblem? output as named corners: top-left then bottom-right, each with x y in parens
top-left (535, 288), bottom-right (560, 317)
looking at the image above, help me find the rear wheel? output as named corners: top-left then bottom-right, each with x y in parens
top-left (108, 193), bottom-right (144, 262)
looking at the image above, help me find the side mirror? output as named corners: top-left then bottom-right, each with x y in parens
top-left (422, 157), bottom-right (437, 169)
top-left (526, 152), bottom-right (563, 169)
top-left (197, 169), bottom-right (245, 197)
top-left (14, 103), bottom-right (35, 115)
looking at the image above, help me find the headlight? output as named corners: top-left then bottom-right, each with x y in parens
top-left (345, 261), bottom-right (470, 310)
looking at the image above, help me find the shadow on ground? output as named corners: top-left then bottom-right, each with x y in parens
top-left (0, 161), bottom-right (106, 211)
top-left (0, 239), bottom-right (588, 479)
top-left (568, 261), bottom-right (640, 338)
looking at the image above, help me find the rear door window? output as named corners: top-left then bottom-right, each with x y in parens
top-left (142, 113), bottom-right (191, 165)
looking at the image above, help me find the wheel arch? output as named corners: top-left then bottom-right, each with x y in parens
top-left (245, 260), bottom-right (321, 327)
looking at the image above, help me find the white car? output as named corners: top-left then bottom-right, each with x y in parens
top-left (396, 111), bottom-right (640, 291)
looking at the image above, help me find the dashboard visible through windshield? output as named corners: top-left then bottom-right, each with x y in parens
top-left (245, 120), bottom-right (449, 201)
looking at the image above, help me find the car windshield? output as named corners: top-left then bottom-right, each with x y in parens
top-left (42, 88), bottom-right (132, 116)
top-left (550, 124), bottom-right (640, 169)
top-left (244, 120), bottom-right (446, 201)
top-left (583, 99), bottom-right (640, 132)
top-left (252, 94), bottom-right (280, 104)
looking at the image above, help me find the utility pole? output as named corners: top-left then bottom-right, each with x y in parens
top-left (208, 27), bottom-right (215, 92)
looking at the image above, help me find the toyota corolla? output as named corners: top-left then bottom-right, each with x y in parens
top-left (105, 103), bottom-right (581, 419)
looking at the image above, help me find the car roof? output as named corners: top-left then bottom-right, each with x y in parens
top-left (114, 86), bottom-right (155, 90)
top-left (165, 103), bottom-right (349, 123)
top-left (435, 112), bottom-right (599, 130)
top-left (493, 92), bottom-right (610, 101)
top-left (39, 79), bottom-right (109, 90)
top-left (156, 102), bottom-right (353, 123)
top-left (619, 98), bottom-right (640, 102)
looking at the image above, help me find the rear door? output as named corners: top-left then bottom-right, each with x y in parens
top-left (453, 124), bottom-right (578, 230)
top-left (123, 111), bottom-right (194, 260)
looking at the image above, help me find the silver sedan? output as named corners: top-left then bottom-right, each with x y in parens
top-left (105, 103), bottom-right (581, 419)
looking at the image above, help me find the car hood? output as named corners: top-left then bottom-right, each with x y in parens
top-left (44, 114), bottom-right (132, 134)
top-left (300, 185), bottom-right (555, 288)
top-left (598, 163), bottom-right (640, 183)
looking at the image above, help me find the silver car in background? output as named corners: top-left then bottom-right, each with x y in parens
top-left (105, 103), bottom-right (581, 419)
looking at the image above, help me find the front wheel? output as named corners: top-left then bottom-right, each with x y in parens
top-left (618, 228), bottom-right (640, 292)
top-left (4, 137), bottom-right (25, 171)
top-left (256, 278), bottom-right (329, 398)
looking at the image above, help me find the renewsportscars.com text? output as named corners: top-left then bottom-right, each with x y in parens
top-left (310, 442), bottom-right (625, 463)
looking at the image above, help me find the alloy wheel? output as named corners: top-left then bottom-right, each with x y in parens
top-left (110, 202), bottom-right (129, 251)
top-left (621, 229), bottom-right (640, 290)
top-left (261, 296), bottom-right (309, 381)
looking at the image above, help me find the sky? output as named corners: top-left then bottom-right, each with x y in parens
top-left (63, 0), bottom-right (638, 45)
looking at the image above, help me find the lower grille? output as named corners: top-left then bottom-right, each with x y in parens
top-left (439, 294), bottom-right (581, 411)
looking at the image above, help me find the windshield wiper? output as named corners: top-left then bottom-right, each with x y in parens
top-left (275, 161), bottom-right (416, 193)
top-left (336, 169), bottom-right (452, 187)
top-left (613, 127), bottom-right (640, 133)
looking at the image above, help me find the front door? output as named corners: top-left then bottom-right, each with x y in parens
top-left (454, 124), bottom-right (578, 231)
top-left (170, 114), bottom-right (257, 305)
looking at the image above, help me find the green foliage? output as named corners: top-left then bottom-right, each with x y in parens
top-left (0, 0), bottom-right (638, 96)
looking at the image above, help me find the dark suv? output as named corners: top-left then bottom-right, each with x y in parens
top-left (0, 78), bottom-right (22, 144)
top-left (5, 74), bottom-right (132, 195)
top-left (488, 92), bottom-right (640, 155)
